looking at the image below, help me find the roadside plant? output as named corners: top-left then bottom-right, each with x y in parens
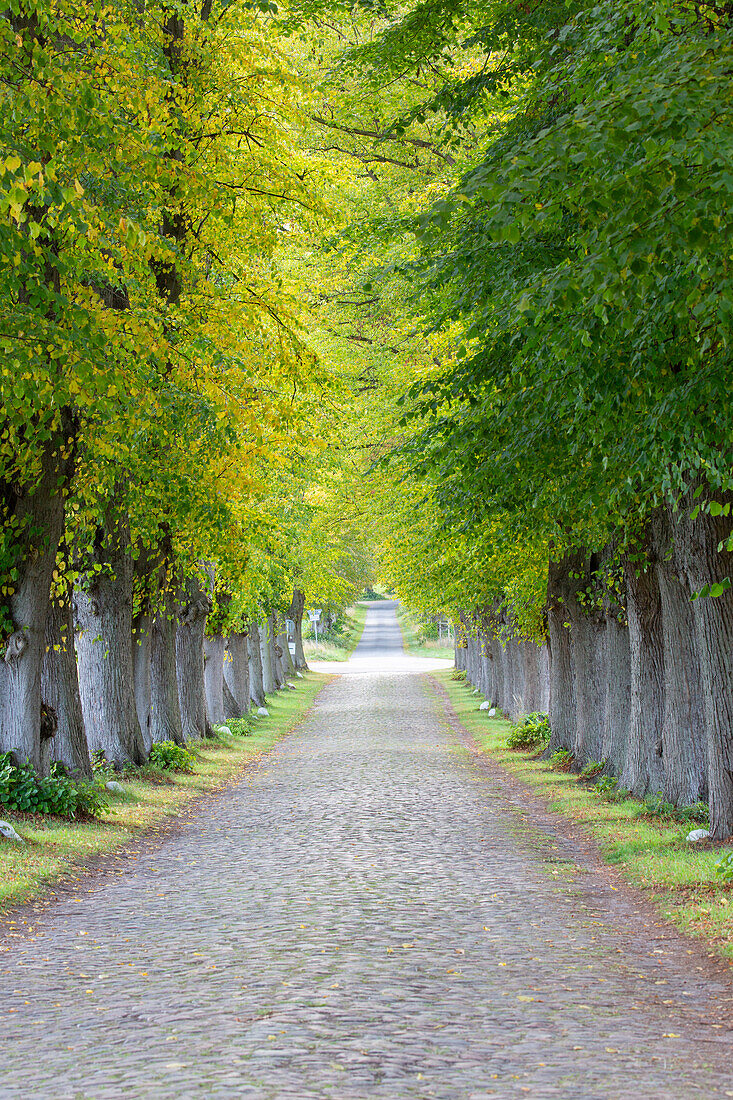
top-left (593, 776), bottom-right (631, 802)
top-left (635, 793), bottom-right (709, 825)
top-left (148, 742), bottom-right (196, 773)
top-left (549, 749), bottom-right (574, 772)
top-left (227, 717), bottom-right (255, 737)
top-left (579, 760), bottom-right (605, 782)
top-left (714, 851), bottom-right (733, 883)
top-left (0, 753), bottom-right (109, 818)
top-left (506, 713), bottom-right (551, 750)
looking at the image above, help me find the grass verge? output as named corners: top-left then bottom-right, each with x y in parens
top-left (303, 602), bottom-right (368, 662)
top-left (396, 605), bottom-right (455, 660)
top-left (0, 672), bottom-right (327, 912)
top-left (431, 667), bottom-right (733, 962)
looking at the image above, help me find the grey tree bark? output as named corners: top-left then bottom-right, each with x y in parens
top-left (0, 439), bottom-right (71, 772)
top-left (248, 621), bottom-right (266, 706)
top-left (538, 643), bottom-right (551, 713)
top-left (41, 585), bottom-right (90, 777)
top-left (568, 598), bottom-right (607, 767)
top-left (204, 634), bottom-right (226, 728)
top-left (490, 634), bottom-right (505, 711)
top-left (498, 636), bottom-right (514, 719)
top-left (224, 633), bottom-right (250, 716)
top-left (74, 511), bottom-right (146, 767)
top-left (149, 539), bottom-right (183, 745)
top-left (651, 509), bottom-right (706, 805)
top-left (260, 616), bottom-right (277, 695)
top-left (546, 553), bottom-right (579, 755)
top-left (601, 599), bottom-right (631, 780)
top-left (620, 547), bottom-right (665, 797)
top-left (677, 485), bottom-right (733, 838)
top-left (289, 589), bottom-right (308, 670)
top-left (277, 630), bottom-right (295, 678)
top-left (175, 571), bottom-right (211, 741)
top-left (479, 627), bottom-right (493, 701)
top-left (223, 677), bottom-right (240, 720)
top-left (132, 610), bottom-right (152, 751)
top-left (504, 637), bottom-right (524, 720)
top-left (519, 641), bottom-right (543, 714)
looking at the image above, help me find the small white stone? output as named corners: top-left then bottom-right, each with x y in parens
top-left (686, 829), bottom-right (710, 843)
top-left (472, 688), bottom-right (480, 694)
top-left (250, 712), bottom-right (260, 719)
top-left (215, 725), bottom-right (232, 736)
top-left (257, 707), bottom-right (270, 717)
top-left (105, 780), bottom-right (124, 793)
top-left (295, 671), bottom-right (304, 678)
top-left (287, 683), bottom-right (296, 690)
top-left (0, 821), bottom-right (23, 843)
top-left (488, 708), bottom-right (497, 717)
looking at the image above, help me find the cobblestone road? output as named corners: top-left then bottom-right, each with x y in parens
top-left (1, 602), bottom-right (732, 1098)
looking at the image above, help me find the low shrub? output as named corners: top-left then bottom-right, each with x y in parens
top-left (579, 759), bottom-right (605, 782)
top-left (148, 741), bottom-right (195, 773)
top-left (0, 753), bottom-right (109, 818)
top-left (714, 851), bottom-right (733, 882)
top-left (226, 716), bottom-right (255, 737)
top-left (506, 712), bottom-right (551, 750)
top-left (549, 748), bottom-right (574, 772)
top-left (593, 775), bottom-right (631, 802)
top-left (635, 792), bottom-right (710, 825)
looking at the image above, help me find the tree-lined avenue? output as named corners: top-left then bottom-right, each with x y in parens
top-left (1, 604), bottom-right (731, 1098)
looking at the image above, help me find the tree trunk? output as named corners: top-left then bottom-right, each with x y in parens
top-left (223, 677), bottom-right (240, 720)
top-left (41, 585), bottom-right (90, 777)
top-left (132, 611), bottom-right (152, 751)
top-left (677, 484), bottom-right (733, 838)
top-left (505, 638), bottom-right (524, 720)
top-left (538, 643), bottom-right (550, 713)
top-left (204, 634), bottom-right (226, 728)
top-left (466, 626), bottom-right (478, 687)
top-left (489, 633), bottom-right (504, 711)
top-left (145, 531), bottom-right (183, 745)
top-left (248, 621), bottom-right (266, 706)
top-left (479, 628), bottom-right (493, 701)
top-left (601, 604), bottom-right (631, 780)
top-left (0, 441), bottom-right (70, 772)
top-left (519, 641), bottom-right (542, 714)
top-left (499, 637), bottom-right (514, 719)
top-left (224, 633), bottom-right (250, 716)
top-left (74, 512), bottom-right (146, 767)
top-left (150, 578), bottom-right (183, 745)
top-left (277, 630), bottom-right (295, 678)
top-left (176, 571), bottom-right (211, 741)
top-left (652, 508), bottom-right (706, 806)
top-left (546, 554), bottom-right (578, 755)
top-left (620, 547), bottom-right (665, 797)
top-left (289, 589), bottom-right (308, 670)
top-left (568, 600), bottom-right (606, 767)
top-left (260, 617), bottom-right (277, 695)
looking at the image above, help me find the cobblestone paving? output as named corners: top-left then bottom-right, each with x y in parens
top-left (1, 603), bottom-right (732, 1098)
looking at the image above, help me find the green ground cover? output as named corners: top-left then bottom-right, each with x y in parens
top-left (431, 669), bottom-right (733, 963)
top-left (0, 673), bottom-right (327, 911)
